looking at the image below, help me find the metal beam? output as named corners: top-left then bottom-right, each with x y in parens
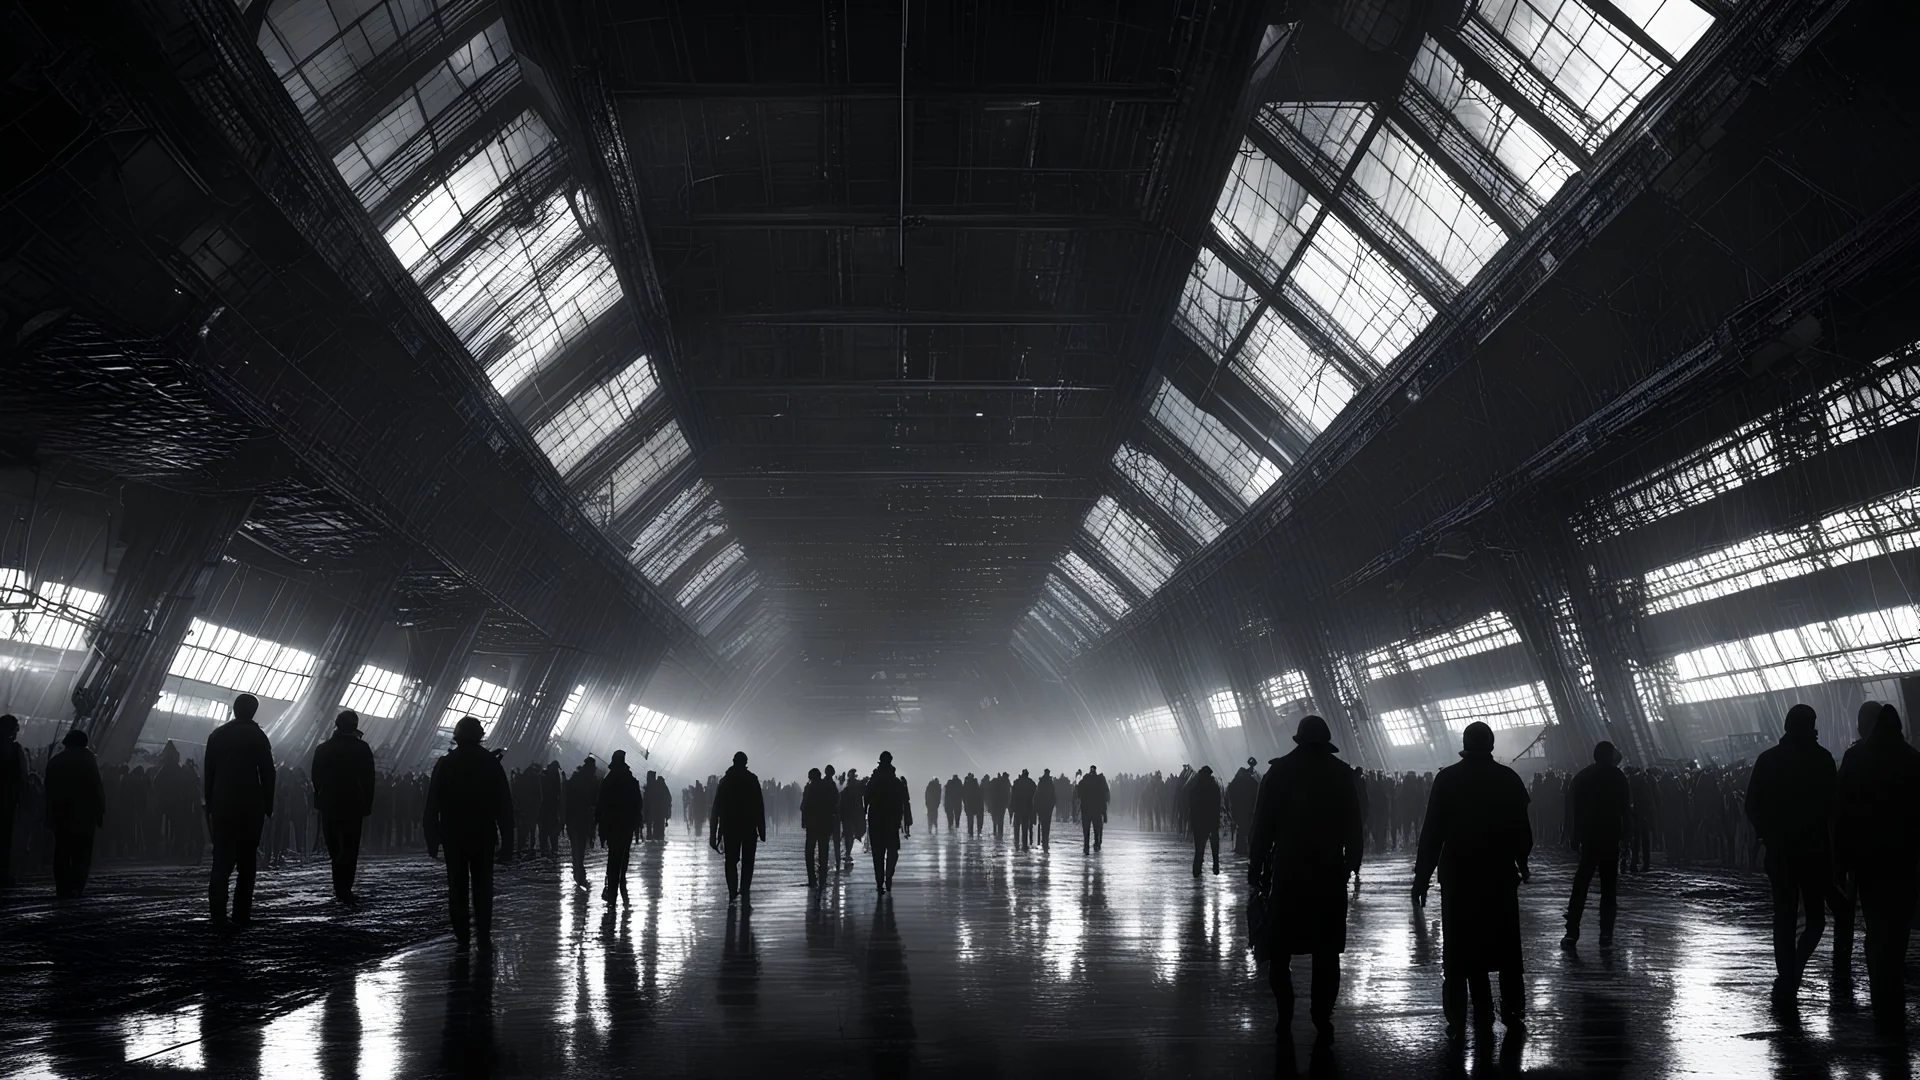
top-left (657, 208), bottom-right (1157, 231)
top-left (310, 1), bottom-right (502, 154)
top-left (691, 379), bottom-right (1113, 395)
top-left (714, 309), bottom-right (1126, 326)
top-left (1203, 237), bottom-right (1381, 390)
top-left (1103, 472), bottom-right (1201, 562)
top-left (1431, 27), bottom-right (1595, 169)
top-left (614, 82), bottom-right (1179, 102)
top-left (1131, 421), bottom-right (1246, 526)
top-left (1583, 0), bottom-right (1682, 68)
top-left (365, 82), bottom-right (532, 229)
top-left (1386, 97), bottom-right (1530, 237)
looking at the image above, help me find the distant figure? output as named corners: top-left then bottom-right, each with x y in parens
top-left (1413, 721), bottom-right (1532, 1040)
top-left (1562, 741), bottom-right (1629, 951)
top-left (1249, 716), bottom-right (1363, 1039)
top-left (44, 729), bottom-right (105, 899)
top-left (962, 773), bottom-right (983, 836)
top-left (596, 750), bottom-right (643, 905)
top-left (564, 758), bottom-right (600, 890)
top-left (864, 752), bottom-right (912, 893)
top-left (1744, 703), bottom-right (1838, 1006)
top-left (1035, 769), bottom-right (1057, 851)
top-left (709, 751), bottom-right (766, 902)
top-left (1011, 769), bottom-right (1037, 850)
top-left (1187, 765), bottom-right (1223, 876)
top-left (423, 716), bottom-right (514, 952)
top-left (986, 772), bottom-right (1010, 839)
top-left (924, 777), bottom-right (942, 833)
top-left (310, 710), bottom-right (376, 905)
top-left (538, 762), bottom-right (562, 856)
top-left (0, 714), bottom-right (27, 887)
top-left (204, 694), bottom-right (276, 927)
top-left (1077, 766), bottom-right (1110, 853)
top-left (1227, 757), bottom-right (1260, 855)
top-left (837, 768), bottom-right (865, 870)
top-left (1834, 702), bottom-right (1920, 1029)
top-left (801, 767), bottom-right (838, 887)
top-left (943, 774), bottom-right (962, 830)
top-left (644, 769), bottom-right (673, 843)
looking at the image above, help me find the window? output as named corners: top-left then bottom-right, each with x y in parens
top-left (1130, 706), bottom-right (1177, 735)
top-left (626, 703), bottom-right (673, 752)
top-left (1148, 382), bottom-right (1283, 506)
top-left (1429, 682), bottom-right (1554, 733)
top-left (627, 481), bottom-right (713, 574)
top-left (1351, 121), bottom-right (1508, 284)
top-left (688, 569), bottom-right (758, 635)
top-left (638, 500), bottom-right (728, 585)
top-left (1173, 248), bottom-right (1262, 362)
top-left (340, 663), bottom-right (413, 719)
top-left (551, 684), bottom-right (586, 738)
top-left (1058, 551), bottom-right (1133, 620)
top-left (1234, 309), bottom-right (1361, 437)
top-left (1289, 213), bottom-right (1436, 365)
top-left (0, 572), bottom-right (107, 653)
top-left (1262, 669), bottom-right (1313, 712)
top-left (1043, 576), bottom-right (1110, 638)
top-left (1668, 606), bottom-right (1920, 705)
top-left (1032, 594), bottom-right (1097, 655)
top-left (1363, 611), bottom-right (1522, 682)
top-left (1259, 103), bottom-right (1378, 177)
top-left (1211, 139), bottom-right (1321, 285)
top-left (1404, 37), bottom-right (1577, 208)
top-left (440, 675), bottom-right (512, 735)
top-left (603, 422), bottom-right (692, 519)
top-left (1207, 689), bottom-right (1243, 730)
top-left (168, 619), bottom-right (318, 701)
top-left (1112, 444), bottom-right (1227, 545)
top-left (258, 0), bottom-right (459, 117)
top-left (382, 111), bottom-right (557, 275)
top-left (153, 691), bottom-right (229, 721)
top-left (1466, 0), bottom-right (1666, 150)
top-left (676, 541), bottom-right (745, 608)
top-left (534, 354), bottom-right (660, 476)
top-left (1081, 496), bottom-right (1180, 597)
top-left (1376, 707), bottom-right (1430, 747)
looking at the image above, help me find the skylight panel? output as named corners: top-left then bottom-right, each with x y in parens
top-left (168, 619), bottom-right (318, 701)
top-left (1352, 122), bottom-right (1509, 283)
top-left (626, 703), bottom-right (674, 751)
top-left (1611, 0), bottom-right (1715, 58)
top-left (1130, 705), bottom-right (1177, 735)
top-left (440, 675), bottom-right (512, 735)
top-left (550, 684), bottom-right (586, 738)
top-left (638, 502), bottom-right (727, 585)
top-left (677, 541), bottom-right (745, 607)
top-left (1112, 443), bottom-right (1227, 545)
top-left (0, 573), bottom-right (107, 653)
top-left (260, 0), bottom-right (447, 115)
top-left (1362, 611), bottom-right (1522, 681)
top-left (1260, 103), bottom-right (1377, 175)
top-left (1469, 0), bottom-right (1665, 148)
top-left (1262, 669), bottom-right (1313, 711)
top-left (688, 568), bottom-right (757, 634)
top-left (1405, 37), bottom-right (1578, 208)
top-left (627, 480), bottom-right (714, 570)
top-left (1081, 496), bottom-right (1179, 596)
top-left (534, 354), bottom-right (661, 475)
top-left (1288, 214), bottom-right (1435, 364)
top-left (1174, 248), bottom-right (1262, 362)
top-left (1376, 707), bottom-right (1430, 746)
top-left (1211, 139), bottom-right (1321, 285)
top-left (1058, 551), bottom-right (1132, 620)
top-left (1033, 594), bottom-right (1098, 653)
top-left (382, 111), bottom-right (556, 274)
top-left (1668, 606), bottom-right (1920, 705)
top-left (339, 663), bottom-right (413, 719)
top-left (1207, 688), bottom-right (1243, 729)
top-left (605, 422), bottom-right (692, 518)
top-left (1430, 682), bottom-right (1554, 732)
top-left (1234, 310), bottom-right (1361, 437)
top-left (1148, 382), bottom-right (1283, 506)
top-left (1043, 576), bottom-right (1110, 637)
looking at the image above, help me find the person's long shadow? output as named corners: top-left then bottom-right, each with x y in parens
top-left (438, 955), bottom-right (497, 1077)
top-left (862, 897), bottom-right (917, 1078)
top-left (718, 904), bottom-right (759, 1026)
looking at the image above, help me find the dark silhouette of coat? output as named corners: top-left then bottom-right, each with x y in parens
top-left (1187, 770), bottom-right (1222, 835)
top-left (1076, 771), bottom-right (1110, 821)
top-left (423, 743), bottom-right (514, 853)
top-left (838, 774), bottom-right (866, 839)
top-left (961, 774), bottom-right (982, 814)
top-left (802, 775), bottom-right (839, 834)
top-left (710, 763), bottom-right (765, 841)
top-left (1035, 774), bottom-right (1056, 815)
top-left (924, 778), bottom-right (941, 814)
top-left (1836, 710), bottom-right (1920, 874)
top-left (203, 717), bottom-right (274, 819)
top-left (943, 776), bottom-right (961, 815)
top-left (44, 744), bottom-right (105, 831)
top-left (1011, 774), bottom-right (1036, 817)
top-left (644, 774), bottom-right (672, 827)
top-left (596, 762), bottom-right (644, 843)
top-left (1249, 747), bottom-right (1363, 955)
top-left (1414, 751), bottom-right (1532, 974)
top-left (865, 765), bottom-right (912, 836)
top-left (1227, 765), bottom-right (1259, 830)
top-left (564, 765), bottom-right (601, 832)
top-left (311, 731), bottom-right (376, 819)
top-left (1745, 732), bottom-right (1837, 859)
top-left (1569, 760), bottom-right (1630, 846)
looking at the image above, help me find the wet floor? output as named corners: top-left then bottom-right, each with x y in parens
top-left (1, 828), bottom-right (1914, 1078)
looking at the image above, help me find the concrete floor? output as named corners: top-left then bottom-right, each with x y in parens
top-left (0, 828), bottom-right (1914, 1078)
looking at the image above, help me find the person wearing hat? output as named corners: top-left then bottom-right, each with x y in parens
top-left (0, 714), bottom-right (27, 887)
top-left (596, 750), bottom-right (643, 905)
top-left (205, 693), bottom-right (277, 926)
top-left (709, 751), bottom-right (765, 902)
top-left (1413, 721), bottom-right (1532, 1041)
top-left (1248, 715), bottom-right (1364, 1040)
top-left (311, 710), bottom-right (377, 905)
top-left (44, 729), bottom-right (105, 899)
top-left (1187, 765), bottom-right (1224, 877)
top-left (1745, 702), bottom-right (1839, 1006)
top-left (1227, 757), bottom-right (1260, 856)
top-left (424, 715), bottom-right (514, 952)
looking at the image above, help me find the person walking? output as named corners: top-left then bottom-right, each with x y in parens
top-left (1077, 766), bottom-right (1110, 853)
top-left (204, 694), bottom-right (276, 927)
top-left (864, 752), bottom-right (912, 893)
top-left (1188, 765), bottom-right (1223, 876)
top-left (564, 758), bottom-right (600, 891)
top-left (924, 777), bottom-right (942, 834)
top-left (1227, 757), bottom-right (1260, 856)
top-left (801, 767), bottom-right (838, 887)
top-left (0, 715), bottom-right (27, 887)
top-left (596, 750), bottom-right (643, 906)
top-left (310, 710), bottom-right (377, 905)
top-left (709, 751), bottom-right (766, 902)
top-left (943, 774), bottom-right (962, 831)
top-left (1413, 721), bottom-right (1532, 1041)
top-left (1744, 703), bottom-right (1838, 1006)
top-left (1562, 741), bottom-right (1630, 951)
top-left (423, 716), bottom-right (514, 953)
top-left (837, 768), bottom-right (865, 870)
top-left (1035, 769), bottom-right (1057, 851)
top-left (44, 730), bottom-right (105, 899)
top-left (1011, 769), bottom-right (1037, 850)
top-left (538, 761), bottom-right (563, 857)
top-left (1249, 716), bottom-right (1364, 1040)
top-left (1833, 702), bottom-right (1920, 1029)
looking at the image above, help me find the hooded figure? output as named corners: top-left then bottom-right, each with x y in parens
top-left (44, 729), bottom-right (105, 899)
top-left (1249, 716), bottom-right (1363, 1037)
top-left (1562, 741), bottom-right (1630, 950)
top-left (424, 715), bottom-right (514, 952)
top-left (596, 750), bottom-right (643, 905)
top-left (204, 694), bottom-right (276, 926)
top-left (1834, 703), bottom-right (1920, 1026)
top-left (1413, 721), bottom-right (1532, 1039)
top-left (864, 751), bottom-right (912, 893)
top-left (564, 758), bottom-right (601, 889)
top-left (1011, 770), bottom-right (1037, 849)
top-left (1744, 703), bottom-right (1838, 1004)
top-left (1076, 767), bottom-right (1110, 853)
top-left (942, 774), bottom-right (962, 829)
top-left (311, 710), bottom-right (377, 904)
top-left (1227, 757), bottom-right (1260, 855)
top-left (1034, 770), bottom-right (1058, 850)
top-left (801, 767), bottom-right (839, 887)
top-left (709, 752), bottom-right (765, 901)
top-left (1187, 765), bottom-right (1223, 877)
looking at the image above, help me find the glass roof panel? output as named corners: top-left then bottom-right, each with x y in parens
top-left (261, 0), bottom-right (455, 116)
top-left (1234, 309), bottom-right (1361, 437)
top-left (1174, 248), bottom-right (1262, 362)
top-left (1406, 37), bottom-right (1578, 207)
top-left (381, 110), bottom-right (555, 275)
top-left (1211, 139), bottom-right (1321, 286)
top-left (1112, 443), bottom-right (1227, 545)
top-left (1352, 122), bottom-right (1509, 284)
top-left (689, 568), bottom-right (758, 634)
top-left (642, 502), bottom-right (728, 585)
top-left (1059, 551), bottom-right (1132, 620)
top-left (534, 354), bottom-right (660, 476)
top-left (1148, 381), bottom-right (1283, 506)
top-left (677, 541), bottom-right (745, 607)
top-left (1288, 213), bottom-right (1435, 365)
top-left (1612, 0), bottom-right (1715, 58)
top-left (1043, 576), bottom-right (1110, 637)
top-left (604, 422), bottom-right (691, 518)
top-left (1081, 495), bottom-right (1179, 596)
top-left (1032, 595), bottom-right (1098, 653)
top-left (1261, 103), bottom-right (1377, 175)
top-left (1472, 0), bottom-right (1665, 146)
top-left (628, 479), bottom-right (714, 567)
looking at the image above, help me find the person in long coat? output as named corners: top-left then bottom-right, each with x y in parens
top-left (1187, 765), bottom-right (1223, 877)
top-left (1833, 702), bottom-right (1920, 1028)
top-left (1744, 703), bottom-right (1837, 1005)
top-left (1226, 757), bottom-right (1260, 856)
top-left (204, 694), bottom-right (276, 926)
top-left (863, 752), bottom-right (912, 893)
top-left (1076, 767), bottom-right (1110, 853)
top-left (1034, 770), bottom-right (1057, 850)
top-left (644, 770), bottom-right (673, 842)
top-left (837, 768), bottom-right (865, 870)
top-left (942, 774), bottom-right (962, 831)
top-left (596, 750), bottom-right (643, 905)
top-left (423, 716), bottom-right (514, 952)
top-left (709, 751), bottom-right (766, 901)
top-left (924, 777), bottom-right (943, 834)
top-left (1011, 769), bottom-right (1037, 850)
top-left (801, 767), bottom-right (839, 887)
top-left (1562, 740), bottom-right (1630, 950)
top-left (44, 729), bottom-right (106, 899)
top-left (1413, 721), bottom-right (1533, 1040)
top-left (311, 711), bottom-right (377, 904)
top-left (961, 773), bottom-right (983, 837)
top-left (1249, 716), bottom-right (1363, 1038)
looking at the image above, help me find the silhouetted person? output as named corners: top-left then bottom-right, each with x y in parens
top-left (44, 729), bottom-right (104, 899)
top-left (564, 758), bottom-right (600, 890)
top-left (1834, 702), bottom-right (1920, 1029)
top-left (597, 750), bottom-right (642, 905)
top-left (1833, 698), bottom-right (1880, 979)
top-left (644, 769), bottom-right (672, 842)
top-left (0, 714), bottom-right (26, 887)
top-left (1035, 769), bottom-right (1057, 850)
top-left (837, 768), bottom-right (865, 870)
top-left (1250, 716), bottom-right (1363, 1039)
top-left (962, 773), bottom-right (983, 836)
top-left (923, 777), bottom-right (941, 833)
top-left (1188, 765), bottom-right (1222, 876)
top-left (1011, 769), bottom-right (1036, 850)
top-left (942, 774), bottom-right (961, 830)
top-left (423, 716), bottom-right (513, 952)
top-left (865, 751), bottom-right (911, 893)
top-left (538, 762), bottom-right (562, 856)
top-left (1562, 740), bottom-right (1629, 951)
top-left (1744, 703), bottom-right (1837, 1005)
top-left (205, 694), bottom-right (275, 926)
top-left (1227, 757), bottom-right (1259, 856)
top-left (801, 767), bottom-right (837, 887)
top-left (1413, 721), bottom-right (1532, 1040)
top-left (1077, 766), bottom-right (1109, 853)
top-left (987, 772), bottom-right (1010, 839)
top-left (310, 710), bottom-right (376, 904)
top-left (709, 751), bottom-right (765, 902)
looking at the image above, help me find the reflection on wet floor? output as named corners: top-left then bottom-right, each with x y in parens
top-left (4, 829), bottom-right (1918, 1077)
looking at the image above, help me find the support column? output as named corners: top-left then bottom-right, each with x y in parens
top-left (73, 493), bottom-right (252, 764)
top-left (272, 559), bottom-right (405, 763)
top-left (384, 608), bottom-right (487, 772)
top-left (1287, 616), bottom-right (1388, 771)
top-left (1135, 628), bottom-right (1219, 769)
top-left (1218, 637), bottom-right (1285, 760)
top-left (1484, 543), bottom-right (1605, 772)
top-left (498, 646), bottom-right (589, 769)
